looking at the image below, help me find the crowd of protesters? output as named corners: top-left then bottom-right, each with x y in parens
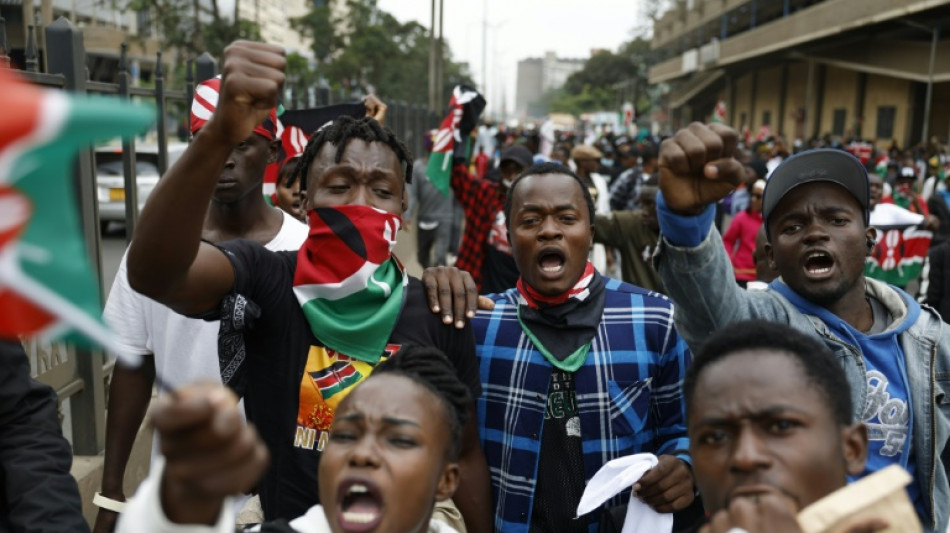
top-left (5, 39), bottom-right (950, 533)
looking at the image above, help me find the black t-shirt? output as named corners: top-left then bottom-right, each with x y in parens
top-left (530, 369), bottom-right (590, 533)
top-left (216, 239), bottom-right (481, 521)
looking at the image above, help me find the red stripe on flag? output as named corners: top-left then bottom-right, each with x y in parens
top-left (0, 290), bottom-right (55, 337)
top-left (0, 71), bottom-right (43, 154)
top-left (297, 215), bottom-right (370, 285)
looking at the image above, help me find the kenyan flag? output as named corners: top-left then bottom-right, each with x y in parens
top-left (0, 68), bottom-right (153, 352)
top-left (427, 85), bottom-right (486, 196)
top-left (866, 227), bottom-right (932, 288)
top-left (293, 205), bottom-right (407, 363)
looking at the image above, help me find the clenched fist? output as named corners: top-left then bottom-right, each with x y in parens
top-left (658, 122), bottom-right (745, 215)
top-left (203, 41), bottom-right (286, 145)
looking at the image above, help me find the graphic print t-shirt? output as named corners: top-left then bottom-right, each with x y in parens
top-left (216, 239), bottom-right (481, 521)
top-left (530, 369), bottom-right (589, 533)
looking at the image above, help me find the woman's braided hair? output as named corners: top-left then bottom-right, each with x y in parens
top-left (289, 115), bottom-right (413, 191)
top-left (369, 344), bottom-right (471, 460)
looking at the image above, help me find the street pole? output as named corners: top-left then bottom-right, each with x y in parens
top-left (922, 23), bottom-right (940, 144)
top-left (482, 0), bottom-right (488, 108)
top-left (428, 0), bottom-right (437, 111)
top-left (437, 0), bottom-right (445, 111)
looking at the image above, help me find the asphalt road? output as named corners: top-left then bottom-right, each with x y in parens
top-left (98, 219), bottom-right (424, 300)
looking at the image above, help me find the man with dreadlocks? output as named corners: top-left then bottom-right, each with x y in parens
top-left (126, 42), bottom-right (490, 532)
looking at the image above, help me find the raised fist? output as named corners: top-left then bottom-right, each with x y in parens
top-left (204, 41), bottom-right (285, 145)
top-left (658, 122), bottom-right (745, 215)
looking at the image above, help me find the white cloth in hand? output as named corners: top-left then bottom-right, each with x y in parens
top-left (575, 453), bottom-right (674, 533)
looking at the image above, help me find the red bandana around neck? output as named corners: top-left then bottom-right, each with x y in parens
top-left (517, 261), bottom-right (596, 309)
top-left (293, 205), bottom-right (407, 363)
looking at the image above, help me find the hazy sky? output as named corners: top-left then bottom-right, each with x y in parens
top-left (376, 0), bottom-right (645, 116)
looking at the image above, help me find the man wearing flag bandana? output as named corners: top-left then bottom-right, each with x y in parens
top-left (470, 161), bottom-right (696, 532)
top-left (126, 42), bottom-right (488, 531)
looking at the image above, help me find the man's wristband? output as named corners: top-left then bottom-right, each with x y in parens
top-left (93, 492), bottom-right (127, 513)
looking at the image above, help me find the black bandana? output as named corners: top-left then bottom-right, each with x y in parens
top-left (517, 271), bottom-right (606, 371)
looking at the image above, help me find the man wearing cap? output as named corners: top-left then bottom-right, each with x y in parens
top-left (654, 122), bottom-right (950, 532)
top-left (452, 144), bottom-right (533, 293)
top-left (94, 76), bottom-right (309, 532)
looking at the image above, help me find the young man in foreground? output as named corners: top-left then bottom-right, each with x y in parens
top-left (655, 122), bottom-right (949, 531)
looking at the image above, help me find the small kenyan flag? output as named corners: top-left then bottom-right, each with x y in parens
top-left (0, 67), bottom-right (153, 354)
top-left (866, 227), bottom-right (932, 288)
top-left (427, 85), bottom-right (485, 196)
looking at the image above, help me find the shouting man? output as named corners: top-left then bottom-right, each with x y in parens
top-left (655, 122), bottom-right (950, 532)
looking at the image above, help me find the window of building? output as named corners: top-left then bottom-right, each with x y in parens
top-left (832, 108), bottom-right (846, 136)
top-left (761, 110), bottom-right (771, 126)
top-left (876, 106), bottom-right (896, 139)
top-left (136, 9), bottom-right (152, 37)
top-left (740, 112), bottom-right (747, 129)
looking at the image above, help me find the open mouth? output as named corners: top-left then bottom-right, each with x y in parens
top-left (537, 249), bottom-right (566, 275)
top-left (337, 480), bottom-right (383, 532)
top-left (803, 250), bottom-right (834, 277)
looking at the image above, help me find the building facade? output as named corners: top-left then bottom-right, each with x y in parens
top-left (648, 0), bottom-right (950, 149)
top-left (516, 51), bottom-right (586, 120)
top-left (236, 0), bottom-right (313, 56)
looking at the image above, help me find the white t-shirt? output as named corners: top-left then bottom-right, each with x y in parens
top-left (104, 209), bottom-right (308, 461)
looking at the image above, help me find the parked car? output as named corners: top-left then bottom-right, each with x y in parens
top-left (96, 143), bottom-right (187, 230)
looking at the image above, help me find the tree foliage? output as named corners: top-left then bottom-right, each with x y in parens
top-left (545, 37), bottom-right (655, 117)
top-left (117, 0), bottom-right (260, 74)
top-left (291, 0), bottom-right (472, 103)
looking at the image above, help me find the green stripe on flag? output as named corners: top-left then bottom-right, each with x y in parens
top-left (427, 151), bottom-right (454, 197)
top-left (7, 92), bottom-right (153, 351)
top-left (299, 258), bottom-right (406, 364)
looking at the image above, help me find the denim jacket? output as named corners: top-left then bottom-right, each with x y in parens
top-left (655, 226), bottom-right (950, 533)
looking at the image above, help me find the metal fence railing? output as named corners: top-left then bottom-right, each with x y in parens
top-left (2, 15), bottom-right (211, 455)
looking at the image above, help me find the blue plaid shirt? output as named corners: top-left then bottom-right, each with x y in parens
top-left (474, 278), bottom-right (692, 533)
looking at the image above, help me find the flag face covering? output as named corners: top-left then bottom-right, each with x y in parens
top-left (426, 85), bottom-right (486, 196)
top-left (293, 205), bottom-right (407, 363)
top-left (0, 67), bottom-right (153, 350)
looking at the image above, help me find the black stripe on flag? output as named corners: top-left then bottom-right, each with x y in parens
top-left (314, 207), bottom-right (367, 260)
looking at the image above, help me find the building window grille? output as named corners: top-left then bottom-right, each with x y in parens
top-left (832, 109), bottom-right (847, 137)
top-left (876, 106), bottom-right (896, 140)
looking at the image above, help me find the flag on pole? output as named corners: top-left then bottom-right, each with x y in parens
top-left (427, 85), bottom-right (486, 196)
top-left (866, 203), bottom-right (932, 288)
top-left (711, 101), bottom-right (727, 124)
top-left (0, 67), bottom-right (153, 353)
